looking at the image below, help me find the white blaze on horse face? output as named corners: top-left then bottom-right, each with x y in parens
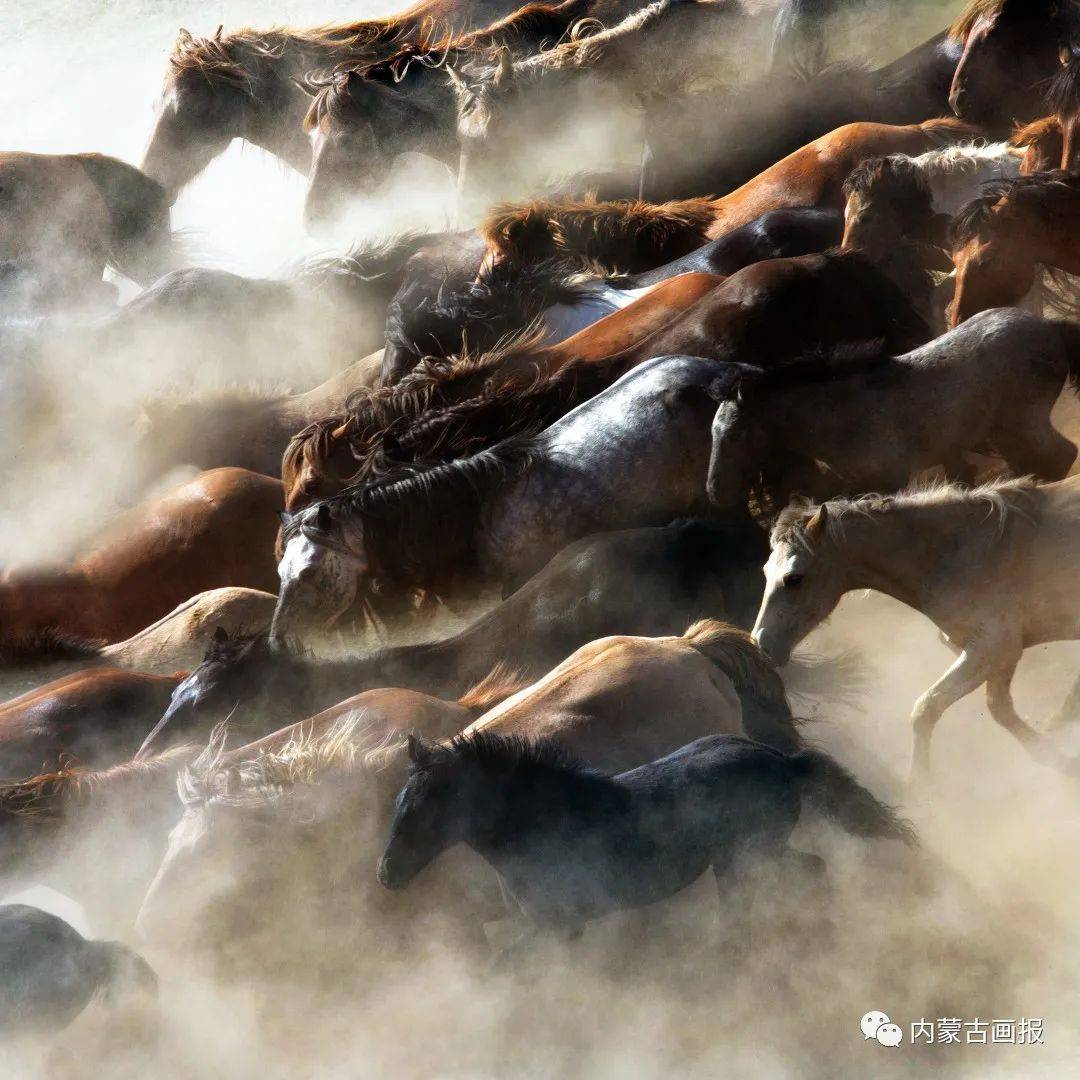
top-left (271, 531), bottom-right (363, 644)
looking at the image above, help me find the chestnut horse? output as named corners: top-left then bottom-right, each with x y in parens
top-left (481, 117), bottom-right (985, 269)
top-left (949, 172), bottom-right (1080, 327)
top-left (0, 669), bottom-right (185, 779)
top-left (0, 152), bottom-right (176, 308)
top-left (140, 0), bottom-right (537, 199)
top-left (0, 468), bottom-right (282, 661)
top-left (948, 0), bottom-right (1079, 133)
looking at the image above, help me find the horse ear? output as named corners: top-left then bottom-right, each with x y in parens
top-left (445, 65), bottom-right (466, 93)
top-left (407, 733), bottom-right (434, 766)
top-left (213, 626), bottom-right (229, 645)
top-left (278, 510), bottom-right (293, 527)
top-left (1061, 45), bottom-right (1073, 67)
top-left (314, 504), bottom-right (332, 532)
top-left (214, 24), bottom-right (224, 41)
top-left (806, 504), bottom-right (829, 538)
top-left (492, 48), bottom-right (514, 89)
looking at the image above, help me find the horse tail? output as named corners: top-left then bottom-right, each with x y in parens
top-left (789, 748), bottom-right (916, 845)
top-left (681, 620), bottom-right (802, 751)
top-left (1053, 318), bottom-right (1080, 393)
top-left (456, 662), bottom-right (533, 716)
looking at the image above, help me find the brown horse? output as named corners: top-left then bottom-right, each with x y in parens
top-left (480, 117), bottom-right (985, 271)
top-left (140, 0), bottom-right (534, 199)
top-left (948, 0), bottom-right (1079, 132)
top-left (1011, 117), bottom-right (1065, 175)
top-left (0, 668), bottom-right (186, 779)
top-left (0, 151), bottom-right (176, 307)
top-left (279, 272), bottom-right (723, 511)
top-left (949, 171), bottom-right (1080, 327)
top-left (0, 468), bottom-right (282, 661)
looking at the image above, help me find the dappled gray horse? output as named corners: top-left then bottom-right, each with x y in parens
top-left (751, 475), bottom-right (1080, 777)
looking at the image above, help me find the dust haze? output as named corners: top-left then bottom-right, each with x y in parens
top-left (3, 1), bottom-right (1080, 1077)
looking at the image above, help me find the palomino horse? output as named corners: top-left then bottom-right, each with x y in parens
top-left (706, 310), bottom-right (1080, 512)
top-left (948, 0), bottom-right (1078, 132)
top-left (269, 355), bottom-right (744, 645)
top-left (139, 0), bottom-right (539, 199)
top-left (481, 117), bottom-right (985, 269)
top-left (0, 668), bottom-right (184, 779)
top-left (378, 731), bottom-right (913, 946)
top-left (949, 172), bottom-right (1080, 327)
top-left (135, 518), bottom-right (769, 753)
top-left (752, 474), bottom-right (1080, 777)
top-left (0, 468), bottom-right (281, 659)
top-left (299, 0), bottom-right (632, 229)
top-left (0, 151), bottom-right (176, 308)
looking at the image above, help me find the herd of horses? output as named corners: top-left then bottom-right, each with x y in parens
top-left (4, 0), bottom-right (1080, 1048)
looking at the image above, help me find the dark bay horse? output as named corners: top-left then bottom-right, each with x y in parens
top-left (0, 905), bottom-right (156, 1037)
top-left (136, 518), bottom-right (768, 752)
top-left (140, 0), bottom-right (536, 199)
top-left (270, 355), bottom-right (746, 644)
top-left (706, 309), bottom-right (1080, 512)
top-left (949, 172), bottom-right (1080, 327)
top-left (0, 152), bottom-right (177, 307)
top-left (0, 468), bottom-right (281, 660)
top-left (0, 668), bottom-right (184, 780)
top-left (377, 732), bottom-right (914, 946)
top-left (482, 117), bottom-right (984, 269)
top-left (1047, 42), bottom-right (1080, 170)
top-left (948, 0), bottom-right (1080, 132)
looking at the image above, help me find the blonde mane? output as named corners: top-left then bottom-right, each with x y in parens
top-left (773, 476), bottom-right (1040, 551)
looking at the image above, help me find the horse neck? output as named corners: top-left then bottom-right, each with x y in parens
top-left (826, 499), bottom-right (1003, 614)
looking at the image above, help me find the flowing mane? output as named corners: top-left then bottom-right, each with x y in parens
top-left (906, 141), bottom-right (1019, 177)
top-left (285, 438), bottom-right (543, 592)
top-left (951, 171), bottom-right (1080, 246)
top-left (772, 476), bottom-right (1040, 551)
top-left (1047, 47), bottom-right (1080, 119)
top-left (842, 155), bottom-right (934, 234)
top-left (413, 730), bottom-right (608, 783)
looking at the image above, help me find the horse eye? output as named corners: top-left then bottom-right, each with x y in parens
top-left (783, 572), bottom-right (805, 588)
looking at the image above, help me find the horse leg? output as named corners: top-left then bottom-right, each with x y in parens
top-left (1047, 671), bottom-right (1080, 729)
top-left (994, 406), bottom-right (1077, 481)
top-left (984, 661), bottom-right (1057, 763)
top-left (910, 643), bottom-right (998, 780)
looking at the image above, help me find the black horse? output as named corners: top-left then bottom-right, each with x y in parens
top-left (136, 517), bottom-right (768, 754)
top-left (0, 905), bottom-right (157, 1036)
top-left (377, 732), bottom-right (915, 945)
top-left (380, 209), bottom-right (843, 383)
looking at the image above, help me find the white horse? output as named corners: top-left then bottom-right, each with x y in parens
top-left (751, 476), bottom-right (1080, 777)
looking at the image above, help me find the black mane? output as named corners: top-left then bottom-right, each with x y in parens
top-left (1048, 47), bottom-right (1080, 118)
top-left (414, 731), bottom-right (609, 784)
top-left (951, 171), bottom-right (1080, 246)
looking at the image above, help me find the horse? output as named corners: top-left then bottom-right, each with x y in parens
top-left (1011, 117), bottom-right (1065, 175)
top-left (279, 272), bottom-right (724, 510)
top-left (136, 517), bottom-right (770, 752)
top-left (1048, 41), bottom-right (1080, 171)
top-left (948, 0), bottom-right (1080, 133)
top-left (268, 355), bottom-right (754, 645)
top-left (379, 209), bottom-right (843, 385)
top-left (0, 151), bottom-right (177, 310)
top-left (949, 172), bottom-right (1080, 327)
top-left (752, 474), bottom-right (1080, 778)
top-left (135, 621), bottom-right (808, 962)
top-left (706, 309), bottom-right (1080, 512)
top-left (377, 731), bottom-right (914, 951)
top-left (299, 0), bottom-right (633, 229)
top-left (139, 0), bottom-right (537, 199)
top-left (0, 468), bottom-right (282, 661)
top-left (481, 117), bottom-right (985, 269)
top-left (0, 667), bottom-right (184, 780)
top-left (0, 905), bottom-right (156, 1037)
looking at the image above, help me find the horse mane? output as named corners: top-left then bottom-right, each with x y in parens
top-left (843, 155), bottom-right (934, 234)
top-left (1011, 115), bottom-right (1063, 149)
top-left (951, 170), bottom-right (1080, 246)
top-left (906, 140), bottom-right (1018, 176)
top-left (456, 662), bottom-right (533, 714)
top-left (0, 629), bottom-right (105, 667)
top-left (733, 338), bottom-right (890, 403)
top-left (0, 745), bottom-right (198, 824)
top-left (281, 416), bottom-right (358, 493)
top-left (414, 730), bottom-right (607, 784)
top-left (285, 438), bottom-right (543, 593)
top-left (292, 232), bottom-right (439, 290)
top-left (480, 194), bottom-right (715, 272)
top-left (772, 476), bottom-right (1040, 551)
top-left (947, 0), bottom-right (1073, 41)
top-left (1048, 48), bottom-right (1080, 119)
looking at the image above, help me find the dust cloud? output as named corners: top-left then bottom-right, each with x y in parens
top-left (2, 2), bottom-right (1079, 1078)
